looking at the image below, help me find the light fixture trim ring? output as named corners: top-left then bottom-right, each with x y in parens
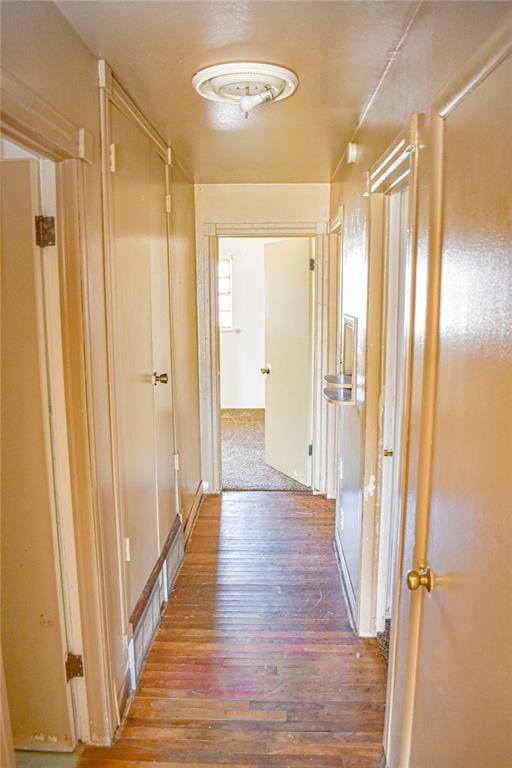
top-left (192, 62), bottom-right (299, 105)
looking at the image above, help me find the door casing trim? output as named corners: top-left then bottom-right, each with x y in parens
top-left (0, 70), bottom-right (111, 743)
top-left (196, 222), bottom-right (337, 495)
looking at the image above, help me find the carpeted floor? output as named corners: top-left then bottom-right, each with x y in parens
top-left (221, 409), bottom-right (309, 491)
top-left (377, 619), bottom-right (391, 666)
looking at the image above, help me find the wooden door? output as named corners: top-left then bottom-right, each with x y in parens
top-left (394, 54), bottom-right (512, 767)
top-left (110, 105), bottom-right (177, 615)
top-left (263, 239), bottom-right (312, 486)
top-left (1, 158), bottom-right (76, 750)
top-left (149, 153), bottom-right (178, 545)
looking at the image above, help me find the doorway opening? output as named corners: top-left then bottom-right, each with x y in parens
top-left (376, 183), bottom-right (410, 663)
top-left (218, 237), bottom-right (314, 491)
top-left (1, 137), bottom-right (86, 751)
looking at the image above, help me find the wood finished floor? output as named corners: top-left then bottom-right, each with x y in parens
top-left (79, 492), bottom-right (387, 768)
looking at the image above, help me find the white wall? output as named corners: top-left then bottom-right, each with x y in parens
top-left (219, 238), bottom-right (265, 409)
top-left (220, 237), bottom-right (294, 409)
top-left (1, 139), bottom-right (37, 160)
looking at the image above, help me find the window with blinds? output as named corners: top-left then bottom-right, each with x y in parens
top-left (218, 258), bottom-right (233, 330)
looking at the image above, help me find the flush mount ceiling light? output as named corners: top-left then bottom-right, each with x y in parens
top-left (192, 62), bottom-right (298, 118)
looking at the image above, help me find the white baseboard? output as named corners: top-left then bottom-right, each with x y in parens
top-left (334, 526), bottom-right (357, 632)
top-left (129, 523), bottom-right (184, 687)
top-left (184, 481), bottom-right (204, 546)
top-left (15, 746), bottom-right (84, 767)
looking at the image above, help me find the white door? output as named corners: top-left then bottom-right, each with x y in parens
top-left (110, 104), bottom-right (177, 615)
top-left (376, 187), bottom-right (409, 631)
top-left (1, 157), bottom-right (76, 750)
top-left (389, 53), bottom-right (512, 767)
top-left (149, 150), bottom-right (179, 545)
top-left (263, 239), bottom-right (312, 486)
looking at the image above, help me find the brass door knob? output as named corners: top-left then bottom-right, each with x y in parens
top-left (153, 372), bottom-right (169, 385)
top-left (407, 566), bottom-right (434, 593)
top-left (260, 366), bottom-right (270, 375)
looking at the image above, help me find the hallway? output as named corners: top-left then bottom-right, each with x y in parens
top-left (79, 493), bottom-right (387, 767)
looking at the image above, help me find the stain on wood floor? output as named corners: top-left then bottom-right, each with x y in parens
top-left (79, 492), bottom-right (387, 767)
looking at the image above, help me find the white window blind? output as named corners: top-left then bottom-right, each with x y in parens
top-left (218, 258), bottom-right (233, 330)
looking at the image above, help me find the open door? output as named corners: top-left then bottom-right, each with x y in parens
top-left (388, 52), bottom-right (512, 767)
top-left (1, 157), bottom-right (77, 750)
top-left (263, 239), bottom-right (312, 486)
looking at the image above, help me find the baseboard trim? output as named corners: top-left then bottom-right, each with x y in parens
top-left (15, 745), bottom-right (84, 767)
top-left (116, 667), bottom-right (132, 724)
top-left (129, 516), bottom-right (181, 630)
top-left (334, 526), bottom-right (357, 633)
top-left (184, 481), bottom-right (204, 547)
top-left (127, 516), bottom-right (184, 687)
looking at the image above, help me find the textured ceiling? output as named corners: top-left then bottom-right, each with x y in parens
top-left (57, 0), bottom-right (418, 183)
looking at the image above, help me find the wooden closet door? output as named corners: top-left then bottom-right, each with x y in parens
top-left (109, 104), bottom-right (177, 614)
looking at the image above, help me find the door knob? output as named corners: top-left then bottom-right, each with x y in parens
top-left (153, 372), bottom-right (168, 385)
top-left (407, 566), bottom-right (434, 593)
top-left (261, 366), bottom-right (270, 375)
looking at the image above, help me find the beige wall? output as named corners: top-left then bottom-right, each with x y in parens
top-left (170, 160), bottom-right (202, 524)
top-left (196, 183), bottom-right (330, 226)
top-left (1, 0), bottom-right (201, 743)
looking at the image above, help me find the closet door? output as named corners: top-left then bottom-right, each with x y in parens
top-left (149, 149), bottom-right (178, 546)
top-left (109, 105), bottom-right (176, 614)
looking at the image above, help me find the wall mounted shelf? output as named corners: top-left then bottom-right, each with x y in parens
top-left (323, 386), bottom-right (353, 404)
top-left (324, 374), bottom-right (352, 390)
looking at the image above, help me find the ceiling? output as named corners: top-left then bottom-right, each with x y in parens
top-left (57, 1), bottom-right (417, 183)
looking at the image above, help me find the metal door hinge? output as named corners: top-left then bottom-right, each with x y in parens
top-left (109, 143), bottom-right (116, 173)
top-left (309, 258), bottom-right (315, 271)
top-left (35, 216), bottom-right (56, 248)
top-left (174, 453), bottom-right (180, 471)
top-left (65, 652), bottom-right (84, 682)
top-left (308, 443), bottom-right (313, 457)
top-left (165, 194), bottom-right (172, 213)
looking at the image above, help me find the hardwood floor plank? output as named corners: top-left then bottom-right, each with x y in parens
top-left (79, 492), bottom-right (386, 768)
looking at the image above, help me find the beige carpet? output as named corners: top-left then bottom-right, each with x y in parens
top-left (221, 409), bottom-right (309, 491)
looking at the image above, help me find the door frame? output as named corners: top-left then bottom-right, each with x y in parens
top-left (374, 185), bottom-right (410, 632)
top-left (216, 237), bottom-right (316, 489)
top-left (328, 210), bottom-right (344, 502)
top-left (342, 114), bottom-right (423, 637)
top-left (197, 221), bottom-right (336, 496)
top-left (0, 69), bottom-right (109, 742)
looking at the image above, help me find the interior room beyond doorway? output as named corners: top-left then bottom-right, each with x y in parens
top-left (219, 237), bottom-right (313, 491)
